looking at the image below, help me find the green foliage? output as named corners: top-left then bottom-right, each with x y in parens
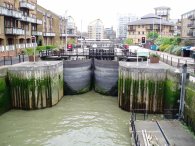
top-left (155, 37), bottom-right (181, 46)
top-left (184, 40), bottom-right (193, 46)
top-left (159, 44), bottom-right (170, 52)
top-left (149, 53), bottom-right (160, 58)
top-left (36, 46), bottom-right (46, 51)
top-left (164, 80), bottom-right (180, 107)
top-left (25, 48), bottom-right (35, 56)
top-left (46, 45), bottom-right (56, 50)
top-left (147, 31), bottom-right (159, 40)
top-left (67, 38), bottom-right (76, 44)
top-left (164, 45), bottom-right (174, 53)
top-left (0, 77), bottom-right (10, 115)
top-left (123, 38), bottom-right (133, 45)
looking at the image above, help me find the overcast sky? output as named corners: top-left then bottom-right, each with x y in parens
top-left (38, 0), bottom-right (195, 32)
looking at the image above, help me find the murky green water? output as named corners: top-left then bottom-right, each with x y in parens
top-left (0, 91), bottom-right (131, 146)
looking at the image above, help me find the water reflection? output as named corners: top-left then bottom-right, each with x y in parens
top-left (0, 91), bottom-right (131, 146)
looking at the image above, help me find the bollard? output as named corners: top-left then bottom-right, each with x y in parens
top-left (10, 56), bottom-right (12, 65)
top-left (19, 54), bottom-right (21, 63)
top-left (3, 56), bottom-right (6, 65)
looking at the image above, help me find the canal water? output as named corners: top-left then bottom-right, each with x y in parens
top-left (0, 91), bottom-right (131, 146)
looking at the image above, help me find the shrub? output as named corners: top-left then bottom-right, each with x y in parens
top-left (46, 45), bottom-right (56, 50)
top-left (36, 46), bottom-right (46, 51)
top-left (149, 53), bottom-right (160, 58)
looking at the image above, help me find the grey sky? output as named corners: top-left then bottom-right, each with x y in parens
top-left (38, 0), bottom-right (195, 32)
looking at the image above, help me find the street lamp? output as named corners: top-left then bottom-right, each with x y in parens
top-left (31, 36), bottom-right (36, 63)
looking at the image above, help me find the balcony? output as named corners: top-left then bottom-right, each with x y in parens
top-left (60, 33), bottom-right (77, 37)
top-left (20, 1), bottom-right (35, 10)
top-left (43, 32), bottom-right (56, 37)
top-left (26, 43), bottom-right (37, 48)
top-left (32, 31), bottom-right (42, 36)
top-left (5, 27), bottom-right (25, 35)
top-left (0, 46), bottom-right (5, 52)
top-left (21, 15), bottom-right (36, 23)
top-left (16, 44), bottom-right (25, 49)
top-left (26, 30), bottom-right (31, 36)
top-left (187, 31), bottom-right (195, 37)
top-left (128, 27), bottom-right (136, 31)
top-left (36, 19), bottom-right (42, 25)
top-left (6, 45), bottom-right (15, 51)
top-left (0, 6), bottom-right (22, 19)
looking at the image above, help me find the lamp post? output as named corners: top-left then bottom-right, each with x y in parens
top-left (65, 11), bottom-right (68, 52)
top-left (32, 36), bottom-right (36, 63)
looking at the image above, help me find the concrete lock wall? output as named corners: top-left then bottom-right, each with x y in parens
top-left (8, 61), bottom-right (64, 110)
top-left (94, 59), bottom-right (119, 96)
top-left (0, 67), bottom-right (10, 115)
top-left (63, 59), bottom-right (92, 95)
top-left (118, 62), bottom-right (180, 114)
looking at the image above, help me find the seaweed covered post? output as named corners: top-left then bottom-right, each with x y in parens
top-left (8, 61), bottom-right (63, 110)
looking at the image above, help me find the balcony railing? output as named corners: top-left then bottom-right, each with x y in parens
top-left (20, 1), bottom-right (35, 10)
top-left (43, 32), bottom-right (56, 37)
top-left (128, 27), bottom-right (136, 31)
top-left (16, 44), bottom-right (25, 49)
top-left (21, 15), bottom-right (36, 23)
top-left (0, 6), bottom-right (22, 19)
top-left (0, 46), bottom-right (5, 52)
top-left (60, 33), bottom-right (77, 37)
top-left (32, 31), bottom-right (42, 36)
top-left (6, 45), bottom-right (15, 51)
top-left (26, 30), bottom-right (31, 36)
top-left (26, 43), bottom-right (37, 48)
top-left (36, 19), bottom-right (42, 25)
top-left (5, 27), bottom-right (25, 35)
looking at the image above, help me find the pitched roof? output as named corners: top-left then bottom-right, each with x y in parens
top-left (128, 13), bottom-right (174, 26)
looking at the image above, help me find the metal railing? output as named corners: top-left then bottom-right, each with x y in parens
top-left (130, 112), bottom-right (140, 146)
top-left (0, 54), bottom-right (28, 66)
top-left (154, 52), bottom-right (195, 74)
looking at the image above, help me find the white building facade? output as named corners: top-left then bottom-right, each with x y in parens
top-left (88, 19), bottom-right (104, 40)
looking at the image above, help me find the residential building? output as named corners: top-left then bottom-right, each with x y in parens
top-left (88, 19), bottom-right (104, 40)
top-left (104, 26), bottom-right (116, 41)
top-left (0, 0), bottom-right (77, 57)
top-left (127, 13), bottom-right (174, 44)
top-left (0, 0), bottom-right (41, 56)
top-left (181, 9), bottom-right (195, 45)
top-left (117, 13), bottom-right (138, 40)
top-left (154, 6), bottom-right (171, 21)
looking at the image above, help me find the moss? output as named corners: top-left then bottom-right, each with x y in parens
top-left (164, 79), bottom-right (180, 108)
top-left (0, 76), bottom-right (11, 115)
top-left (184, 83), bottom-right (195, 133)
top-left (8, 73), bottom-right (55, 109)
top-left (118, 71), bottom-right (166, 113)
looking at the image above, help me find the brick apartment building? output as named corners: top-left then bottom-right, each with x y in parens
top-left (181, 9), bottom-right (195, 45)
top-left (0, 0), bottom-right (76, 57)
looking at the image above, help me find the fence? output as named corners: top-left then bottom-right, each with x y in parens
top-left (130, 112), bottom-right (141, 146)
top-left (0, 54), bottom-right (28, 66)
top-left (154, 52), bottom-right (195, 74)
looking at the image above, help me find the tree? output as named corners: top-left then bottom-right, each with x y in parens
top-left (67, 38), bottom-right (76, 44)
top-left (147, 31), bottom-right (159, 40)
top-left (123, 38), bottom-right (133, 45)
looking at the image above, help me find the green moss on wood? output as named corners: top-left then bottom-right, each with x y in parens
top-left (0, 76), bottom-right (11, 115)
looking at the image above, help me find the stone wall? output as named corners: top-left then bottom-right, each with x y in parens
top-left (94, 59), bottom-right (118, 96)
top-left (8, 61), bottom-right (63, 110)
top-left (63, 59), bottom-right (91, 95)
